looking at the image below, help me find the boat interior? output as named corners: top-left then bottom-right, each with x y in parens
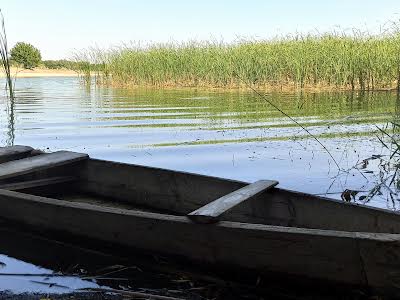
top-left (1, 146), bottom-right (400, 234)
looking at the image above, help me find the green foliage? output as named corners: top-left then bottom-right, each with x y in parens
top-left (42, 59), bottom-right (73, 69)
top-left (10, 42), bottom-right (41, 69)
top-left (75, 27), bottom-right (400, 90)
top-left (42, 59), bottom-right (99, 70)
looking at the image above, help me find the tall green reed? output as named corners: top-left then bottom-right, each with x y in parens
top-left (0, 10), bottom-right (15, 146)
top-left (74, 24), bottom-right (400, 91)
top-left (72, 46), bottom-right (110, 85)
top-left (0, 10), bottom-right (14, 100)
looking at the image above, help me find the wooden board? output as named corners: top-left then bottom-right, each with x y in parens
top-left (0, 151), bottom-right (88, 180)
top-left (0, 176), bottom-right (77, 191)
top-left (188, 180), bottom-right (278, 223)
top-left (0, 145), bottom-right (33, 163)
top-left (79, 159), bottom-right (400, 235)
top-left (79, 159), bottom-right (400, 234)
top-left (79, 158), bottom-right (246, 214)
top-left (0, 188), bottom-right (399, 292)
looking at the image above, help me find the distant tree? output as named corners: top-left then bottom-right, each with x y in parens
top-left (10, 42), bottom-right (41, 69)
top-left (42, 59), bottom-right (77, 70)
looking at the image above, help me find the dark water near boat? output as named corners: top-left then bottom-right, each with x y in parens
top-left (0, 77), bottom-right (398, 296)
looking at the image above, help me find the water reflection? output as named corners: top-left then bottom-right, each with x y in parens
top-left (0, 224), bottom-right (104, 294)
top-left (0, 77), bottom-right (399, 208)
top-left (5, 95), bottom-right (14, 146)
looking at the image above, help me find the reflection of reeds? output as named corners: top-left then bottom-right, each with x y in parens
top-left (0, 10), bottom-right (13, 100)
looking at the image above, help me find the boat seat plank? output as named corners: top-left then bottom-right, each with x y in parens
top-left (0, 145), bottom-right (33, 163)
top-left (188, 180), bottom-right (278, 224)
top-left (0, 176), bottom-right (78, 191)
top-left (0, 151), bottom-right (88, 180)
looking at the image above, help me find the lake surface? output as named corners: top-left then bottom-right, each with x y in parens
top-left (0, 76), bottom-right (399, 296)
top-left (1, 76), bottom-right (399, 210)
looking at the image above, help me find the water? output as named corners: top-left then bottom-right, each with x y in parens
top-left (0, 254), bottom-right (100, 294)
top-left (0, 77), bottom-right (398, 295)
top-left (1, 77), bottom-right (398, 207)
top-left (0, 223), bottom-right (220, 298)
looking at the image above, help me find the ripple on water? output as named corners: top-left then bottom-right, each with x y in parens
top-left (0, 77), bottom-right (398, 209)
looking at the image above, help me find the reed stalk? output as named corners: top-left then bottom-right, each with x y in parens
top-left (0, 10), bottom-right (14, 100)
top-left (74, 24), bottom-right (400, 91)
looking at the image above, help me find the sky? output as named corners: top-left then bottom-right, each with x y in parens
top-left (1, 0), bottom-right (400, 59)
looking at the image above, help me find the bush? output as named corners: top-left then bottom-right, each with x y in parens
top-left (10, 42), bottom-right (41, 69)
top-left (43, 59), bottom-right (73, 69)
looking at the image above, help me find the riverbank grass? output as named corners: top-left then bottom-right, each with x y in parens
top-left (76, 30), bottom-right (400, 91)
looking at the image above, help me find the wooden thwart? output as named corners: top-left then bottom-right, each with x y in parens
top-left (0, 145), bottom-right (33, 164)
top-left (188, 180), bottom-right (278, 224)
top-left (0, 176), bottom-right (77, 191)
top-left (0, 151), bottom-right (88, 180)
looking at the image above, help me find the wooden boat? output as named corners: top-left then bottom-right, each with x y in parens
top-left (0, 145), bottom-right (400, 294)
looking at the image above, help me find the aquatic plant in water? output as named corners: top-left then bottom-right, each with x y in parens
top-left (74, 23), bottom-right (400, 91)
top-left (0, 10), bottom-right (14, 100)
top-left (365, 122), bottom-right (400, 206)
top-left (0, 10), bottom-right (15, 146)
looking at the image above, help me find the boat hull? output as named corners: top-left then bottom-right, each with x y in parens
top-left (1, 149), bottom-right (400, 295)
top-left (0, 187), bottom-right (399, 294)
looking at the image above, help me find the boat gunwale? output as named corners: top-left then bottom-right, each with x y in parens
top-left (87, 157), bottom-right (400, 217)
top-left (11, 152), bottom-right (398, 221)
top-left (0, 187), bottom-right (399, 242)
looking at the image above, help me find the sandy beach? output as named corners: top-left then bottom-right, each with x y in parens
top-left (0, 67), bottom-right (79, 78)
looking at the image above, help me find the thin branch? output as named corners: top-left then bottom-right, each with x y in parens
top-left (234, 73), bottom-right (341, 170)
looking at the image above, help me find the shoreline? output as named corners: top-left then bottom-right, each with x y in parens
top-left (105, 80), bottom-right (399, 93)
top-left (0, 67), bottom-right (79, 78)
top-left (0, 69), bottom-right (398, 93)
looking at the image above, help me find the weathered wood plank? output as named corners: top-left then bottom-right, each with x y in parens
top-left (79, 159), bottom-right (246, 214)
top-left (79, 159), bottom-right (400, 234)
top-left (0, 145), bottom-right (33, 163)
top-left (0, 176), bottom-right (77, 191)
top-left (0, 151), bottom-right (88, 180)
top-left (188, 180), bottom-right (278, 223)
top-left (0, 188), bottom-right (399, 290)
